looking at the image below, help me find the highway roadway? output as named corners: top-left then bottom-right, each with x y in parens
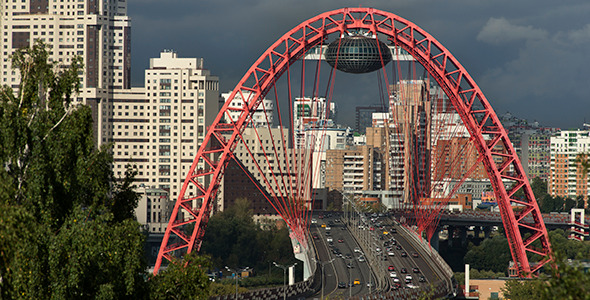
top-left (307, 212), bottom-right (454, 299)
top-left (371, 215), bottom-right (446, 291)
top-left (307, 213), bottom-right (378, 299)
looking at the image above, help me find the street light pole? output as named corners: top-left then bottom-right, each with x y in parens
top-left (225, 266), bottom-right (242, 300)
top-left (347, 258), bottom-right (352, 298)
top-left (273, 262), bottom-right (297, 300)
top-left (311, 257), bottom-right (335, 300)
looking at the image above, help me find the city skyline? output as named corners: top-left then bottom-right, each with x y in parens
top-left (128, 0), bottom-right (590, 130)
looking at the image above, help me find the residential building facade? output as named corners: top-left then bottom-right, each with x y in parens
top-left (1, 0), bottom-right (132, 144)
top-left (111, 50), bottom-right (219, 202)
top-left (548, 130), bottom-right (590, 205)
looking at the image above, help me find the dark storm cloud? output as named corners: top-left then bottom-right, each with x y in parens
top-left (128, 0), bottom-right (590, 129)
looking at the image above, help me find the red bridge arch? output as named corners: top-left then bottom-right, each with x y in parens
top-left (155, 7), bottom-right (552, 277)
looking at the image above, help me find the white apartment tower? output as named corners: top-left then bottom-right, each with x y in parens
top-left (549, 129), bottom-right (590, 206)
top-left (111, 50), bottom-right (219, 204)
top-left (1, 0), bottom-right (131, 144)
top-left (221, 90), bottom-right (273, 127)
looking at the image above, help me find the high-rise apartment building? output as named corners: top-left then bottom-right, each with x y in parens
top-left (516, 130), bottom-right (556, 181)
top-left (1, 5), bottom-right (225, 231)
top-left (221, 91), bottom-right (273, 127)
top-left (355, 105), bottom-right (385, 134)
top-left (111, 50), bottom-right (219, 209)
top-left (1, 0), bottom-right (131, 144)
top-left (548, 130), bottom-right (590, 205)
top-left (221, 126), bottom-right (312, 213)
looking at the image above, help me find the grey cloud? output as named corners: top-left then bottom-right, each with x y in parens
top-left (477, 17), bottom-right (548, 45)
top-left (129, 0), bottom-right (590, 129)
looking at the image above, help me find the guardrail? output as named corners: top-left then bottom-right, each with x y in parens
top-left (343, 202), bottom-right (456, 298)
top-left (210, 261), bottom-right (322, 300)
top-left (397, 223), bottom-right (455, 296)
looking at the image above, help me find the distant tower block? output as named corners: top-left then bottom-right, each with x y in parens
top-left (569, 208), bottom-right (589, 241)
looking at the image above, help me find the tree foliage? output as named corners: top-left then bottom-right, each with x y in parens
top-left (463, 235), bottom-right (511, 274)
top-left (201, 197), bottom-right (295, 272)
top-left (0, 42), bottom-right (148, 299)
top-left (149, 252), bottom-right (211, 300)
top-left (501, 251), bottom-right (590, 300)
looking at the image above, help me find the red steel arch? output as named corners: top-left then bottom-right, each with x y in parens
top-left (154, 7), bottom-right (552, 277)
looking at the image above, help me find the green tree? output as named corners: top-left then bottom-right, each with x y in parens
top-left (539, 194), bottom-right (561, 213)
top-left (0, 42), bottom-right (148, 299)
top-left (149, 252), bottom-right (211, 300)
top-left (530, 177), bottom-right (548, 201)
top-left (501, 279), bottom-right (545, 299)
top-left (202, 197), bottom-right (295, 271)
top-left (501, 252), bottom-right (590, 300)
top-left (463, 235), bottom-right (511, 274)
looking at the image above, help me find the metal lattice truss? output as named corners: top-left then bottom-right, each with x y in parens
top-left (154, 7), bottom-right (552, 277)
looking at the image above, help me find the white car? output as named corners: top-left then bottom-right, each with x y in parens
top-left (358, 256), bottom-right (365, 262)
top-left (311, 218), bottom-right (317, 224)
top-left (405, 275), bottom-right (412, 281)
top-left (393, 277), bottom-right (400, 283)
top-left (325, 226), bottom-right (331, 230)
top-left (354, 247), bottom-right (361, 253)
top-left (327, 237), bottom-right (333, 243)
top-left (388, 251), bottom-right (395, 256)
top-left (389, 271), bottom-right (397, 278)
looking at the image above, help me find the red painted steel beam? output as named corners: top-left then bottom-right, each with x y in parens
top-left (154, 7), bottom-right (552, 277)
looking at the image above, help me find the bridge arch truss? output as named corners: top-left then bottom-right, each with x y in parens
top-left (154, 7), bottom-right (552, 277)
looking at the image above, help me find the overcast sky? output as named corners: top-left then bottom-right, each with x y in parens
top-left (128, 0), bottom-right (590, 129)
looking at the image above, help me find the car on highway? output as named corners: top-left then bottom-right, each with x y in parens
top-left (405, 275), bottom-right (412, 281)
top-left (389, 271), bottom-right (397, 278)
top-left (338, 238), bottom-right (344, 243)
top-left (395, 245), bottom-right (402, 250)
top-left (327, 237), bottom-right (333, 242)
top-left (354, 247), bottom-right (361, 253)
top-left (419, 276), bottom-right (426, 282)
top-left (401, 251), bottom-right (407, 257)
top-left (338, 282), bottom-right (347, 288)
top-left (346, 263), bottom-right (354, 269)
top-left (412, 252), bottom-right (419, 258)
top-left (321, 223), bottom-right (326, 228)
top-left (311, 218), bottom-right (317, 224)
top-left (358, 256), bottom-right (365, 262)
top-left (353, 279), bottom-right (361, 285)
top-left (413, 267), bottom-right (420, 273)
top-left (388, 251), bottom-right (395, 256)
top-left (393, 277), bottom-right (400, 283)
top-left (388, 265), bottom-right (395, 271)
top-left (325, 226), bottom-right (331, 230)
top-left (367, 282), bottom-right (375, 288)
top-left (400, 267), bottom-right (407, 274)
